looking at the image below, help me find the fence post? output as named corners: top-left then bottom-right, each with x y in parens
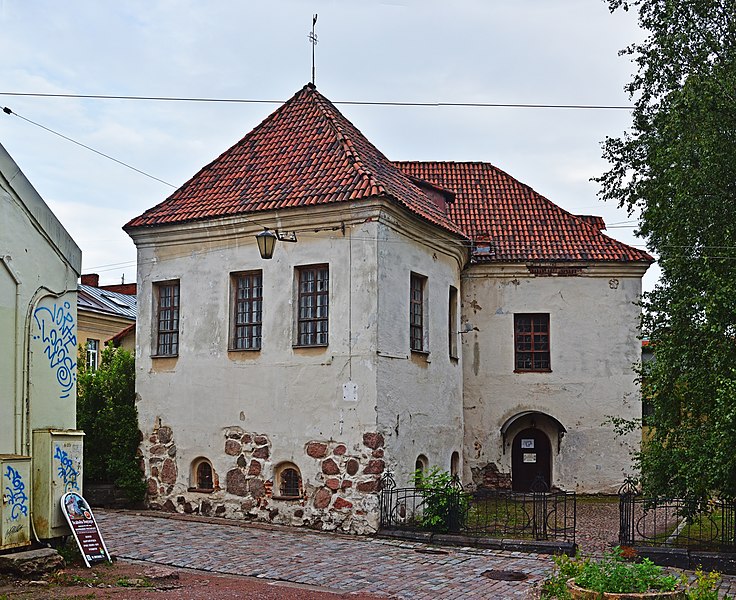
top-left (379, 471), bottom-right (396, 529)
top-left (446, 475), bottom-right (464, 534)
top-left (530, 475), bottom-right (549, 541)
top-left (618, 477), bottom-right (637, 546)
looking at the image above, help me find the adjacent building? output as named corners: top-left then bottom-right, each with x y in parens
top-left (77, 273), bottom-right (137, 368)
top-left (0, 141), bottom-right (84, 549)
top-left (125, 84), bottom-right (652, 533)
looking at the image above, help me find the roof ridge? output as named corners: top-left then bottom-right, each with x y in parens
top-left (309, 89), bottom-right (387, 197)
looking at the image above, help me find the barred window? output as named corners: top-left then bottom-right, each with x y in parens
top-left (190, 458), bottom-right (214, 492)
top-left (155, 281), bottom-right (180, 356)
top-left (275, 463), bottom-right (302, 499)
top-left (296, 265), bottom-right (329, 346)
top-left (232, 271), bottom-right (262, 350)
top-left (410, 273), bottom-right (427, 352)
top-left (514, 313), bottom-right (551, 371)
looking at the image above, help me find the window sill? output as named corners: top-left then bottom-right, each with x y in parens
top-left (292, 344), bottom-right (328, 349)
top-left (514, 369), bottom-right (552, 374)
top-left (187, 487), bottom-right (215, 494)
top-left (228, 347), bottom-right (261, 353)
top-left (151, 354), bottom-right (178, 359)
top-left (410, 349), bottom-right (430, 356)
top-left (271, 495), bottom-right (302, 501)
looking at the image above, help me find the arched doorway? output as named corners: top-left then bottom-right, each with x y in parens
top-left (511, 428), bottom-right (551, 492)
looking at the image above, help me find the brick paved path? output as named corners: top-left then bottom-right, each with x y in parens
top-left (96, 510), bottom-right (736, 598)
top-left (96, 510), bottom-right (552, 598)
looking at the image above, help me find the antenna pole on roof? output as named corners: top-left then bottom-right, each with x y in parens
top-left (309, 14), bottom-right (318, 86)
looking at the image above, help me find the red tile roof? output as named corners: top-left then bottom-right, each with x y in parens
top-left (394, 161), bottom-right (653, 263)
top-left (125, 84), bottom-right (463, 238)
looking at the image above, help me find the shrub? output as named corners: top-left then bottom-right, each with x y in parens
top-left (540, 548), bottom-right (734, 599)
top-left (77, 344), bottom-right (145, 505)
top-left (412, 467), bottom-right (469, 533)
top-left (573, 548), bottom-right (678, 593)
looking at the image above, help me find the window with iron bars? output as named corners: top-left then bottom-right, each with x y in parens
top-left (155, 281), bottom-right (180, 356)
top-left (296, 265), bottom-right (329, 346)
top-left (410, 273), bottom-right (427, 352)
top-left (232, 271), bottom-right (262, 350)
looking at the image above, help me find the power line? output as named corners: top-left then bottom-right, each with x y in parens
top-left (2, 106), bottom-right (177, 188)
top-left (0, 91), bottom-right (635, 111)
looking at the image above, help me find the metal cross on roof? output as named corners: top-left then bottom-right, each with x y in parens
top-left (309, 14), bottom-right (318, 86)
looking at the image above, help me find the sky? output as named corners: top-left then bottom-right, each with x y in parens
top-left (0, 0), bottom-right (659, 290)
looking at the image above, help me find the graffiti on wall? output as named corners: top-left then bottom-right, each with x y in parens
top-left (54, 445), bottom-right (80, 492)
top-left (3, 466), bottom-right (29, 520)
top-left (32, 300), bottom-right (77, 398)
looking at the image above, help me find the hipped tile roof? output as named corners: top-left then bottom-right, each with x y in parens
top-left (125, 83), bottom-right (463, 237)
top-left (125, 84), bottom-right (651, 265)
top-left (394, 161), bottom-right (653, 263)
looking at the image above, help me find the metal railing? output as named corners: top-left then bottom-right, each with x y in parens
top-left (379, 472), bottom-right (576, 543)
top-left (619, 478), bottom-right (736, 552)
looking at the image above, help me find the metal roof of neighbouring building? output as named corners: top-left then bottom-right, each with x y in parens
top-left (78, 284), bottom-right (137, 320)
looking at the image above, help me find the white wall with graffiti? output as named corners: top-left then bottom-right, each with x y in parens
top-left (0, 141), bottom-right (82, 548)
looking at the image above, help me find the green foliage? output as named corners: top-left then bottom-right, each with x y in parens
top-left (686, 566), bottom-right (733, 600)
top-left (77, 344), bottom-right (145, 504)
top-left (541, 550), bottom-right (733, 599)
top-left (412, 467), bottom-right (469, 533)
top-left (540, 552), bottom-right (586, 599)
top-left (575, 548), bottom-right (678, 593)
top-left (598, 0), bottom-right (736, 504)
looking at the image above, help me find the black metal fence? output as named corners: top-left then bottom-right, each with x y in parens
top-left (619, 479), bottom-right (736, 552)
top-left (379, 472), bottom-right (576, 543)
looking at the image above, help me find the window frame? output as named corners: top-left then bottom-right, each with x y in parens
top-left (295, 264), bottom-right (329, 348)
top-left (514, 313), bottom-right (551, 372)
top-left (86, 338), bottom-right (99, 371)
top-left (188, 458), bottom-right (215, 493)
top-left (230, 270), bottom-right (263, 351)
top-left (448, 285), bottom-right (459, 359)
top-left (410, 273), bottom-right (428, 353)
top-left (153, 280), bottom-right (180, 357)
top-left (273, 462), bottom-right (303, 500)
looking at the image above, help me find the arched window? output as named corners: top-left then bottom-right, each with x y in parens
top-left (415, 454), bottom-right (428, 473)
top-left (274, 463), bottom-right (302, 499)
top-left (450, 451), bottom-right (460, 478)
top-left (190, 458), bottom-right (214, 492)
top-left (414, 454), bottom-right (429, 485)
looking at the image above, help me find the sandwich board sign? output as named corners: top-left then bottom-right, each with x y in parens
top-left (60, 492), bottom-right (111, 567)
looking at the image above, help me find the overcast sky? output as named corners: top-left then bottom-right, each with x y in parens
top-left (0, 0), bottom-right (658, 290)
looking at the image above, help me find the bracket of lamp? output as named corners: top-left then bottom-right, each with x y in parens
top-left (255, 227), bottom-right (297, 259)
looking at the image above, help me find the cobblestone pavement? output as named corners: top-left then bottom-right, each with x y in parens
top-left (96, 510), bottom-right (552, 598)
top-left (96, 509), bottom-right (736, 598)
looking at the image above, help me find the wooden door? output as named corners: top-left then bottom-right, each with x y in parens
top-left (511, 428), bottom-right (551, 492)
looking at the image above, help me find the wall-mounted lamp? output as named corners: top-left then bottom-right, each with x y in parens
top-left (255, 228), bottom-right (297, 259)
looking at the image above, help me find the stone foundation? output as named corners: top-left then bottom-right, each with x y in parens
top-left (471, 462), bottom-right (512, 490)
top-left (142, 423), bottom-right (385, 535)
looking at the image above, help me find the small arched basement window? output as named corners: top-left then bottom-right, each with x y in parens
top-left (450, 451), bottom-right (460, 478)
top-left (190, 458), bottom-right (214, 492)
top-left (274, 463), bottom-right (302, 499)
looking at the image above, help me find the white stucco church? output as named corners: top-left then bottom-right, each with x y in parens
top-left (124, 83), bottom-right (652, 533)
